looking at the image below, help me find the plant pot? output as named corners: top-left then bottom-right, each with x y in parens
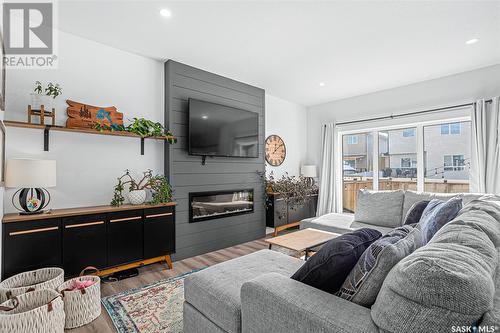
top-left (30, 94), bottom-right (53, 110)
top-left (128, 190), bottom-right (146, 205)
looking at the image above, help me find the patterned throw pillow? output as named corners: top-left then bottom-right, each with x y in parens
top-left (337, 225), bottom-right (422, 307)
top-left (403, 200), bottom-right (430, 225)
top-left (291, 228), bottom-right (382, 294)
top-left (418, 197), bottom-right (463, 244)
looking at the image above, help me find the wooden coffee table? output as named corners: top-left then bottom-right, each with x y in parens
top-left (265, 228), bottom-right (340, 260)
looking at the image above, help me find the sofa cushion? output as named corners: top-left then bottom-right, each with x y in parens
top-left (403, 200), bottom-right (430, 225)
top-left (300, 213), bottom-right (355, 234)
top-left (349, 221), bottom-right (394, 235)
top-left (355, 189), bottom-right (404, 228)
top-left (401, 190), bottom-right (482, 223)
top-left (371, 197), bottom-right (500, 333)
top-left (480, 247), bottom-right (500, 327)
top-left (291, 228), bottom-right (381, 294)
top-left (184, 249), bottom-right (303, 333)
top-left (337, 225), bottom-right (422, 307)
top-left (418, 197), bottom-right (462, 244)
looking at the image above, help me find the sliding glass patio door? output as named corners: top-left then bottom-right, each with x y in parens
top-left (340, 120), bottom-right (471, 213)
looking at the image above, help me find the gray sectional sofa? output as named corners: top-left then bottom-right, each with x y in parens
top-left (183, 192), bottom-right (500, 333)
top-left (300, 189), bottom-right (484, 234)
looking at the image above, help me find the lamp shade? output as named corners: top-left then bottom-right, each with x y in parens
top-left (301, 165), bottom-right (317, 178)
top-left (6, 159), bottom-right (57, 188)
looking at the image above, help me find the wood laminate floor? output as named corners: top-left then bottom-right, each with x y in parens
top-left (70, 238), bottom-right (268, 333)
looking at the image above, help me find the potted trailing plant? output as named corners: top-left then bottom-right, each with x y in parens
top-left (94, 117), bottom-right (177, 144)
top-left (111, 169), bottom-right (173, 206)
top-left (31, 81), bottom-right (62, 110)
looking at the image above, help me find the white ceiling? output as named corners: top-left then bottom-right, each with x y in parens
top-left (56, 1), bottom-right (500, 106)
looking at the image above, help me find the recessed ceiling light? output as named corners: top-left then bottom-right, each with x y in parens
top-left (160, 8), bottom-right (172, 18)
top-left (465, 38), bottom-right (479, 45)
top-left (319, 82), bottom-right (325, 87)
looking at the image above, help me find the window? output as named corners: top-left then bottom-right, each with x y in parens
top-left (400, 158), bottom-right (417, 168)
top-left (450, 123), bottom-right (461, 134)
top-left (441, 122), bottom-right (461, 135)
top-left (401, 158), bottom-right (411, 168)
top-left (346, 135), bottom-right (358, 145)
top-left (402, 129), bottom-right (415, 137)
top-left (378, 128), bottom-right (417, 192)
top-left (424, 121), bottom-right (470, 192)
top-left (444, 155), bottom-right (466, 171)
top-left (340, 120), bottom-right (471, 213)
top-left (342, 133), bottom-right (373, 212)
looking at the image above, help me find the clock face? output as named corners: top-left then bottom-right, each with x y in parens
top-left (265, 135), bottom-right (286, 166)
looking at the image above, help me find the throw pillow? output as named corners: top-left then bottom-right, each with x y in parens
top-left (290, 228), bottom-right (381, 294)
top-left (337, 225), bottom-right (422, 307)
top-left (354, 189), bottom-right (405, 228)
top-left (418, 197), bottom-right (462, 244)
top-left (403, 200), bottom-right (430, 225)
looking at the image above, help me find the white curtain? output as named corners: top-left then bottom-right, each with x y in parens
top-left (470, 97), bottom-right (500, 194)
top-left (317, 123), bottom-right (336, 216)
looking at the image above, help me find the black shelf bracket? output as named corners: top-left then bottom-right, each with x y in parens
top-left (43, 126), bottom-right (50, 151)
top-left (140, 137), bottom-right (145, 155)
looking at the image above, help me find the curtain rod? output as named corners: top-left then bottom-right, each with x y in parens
top-left (335, 99), bottom-right (493, 127)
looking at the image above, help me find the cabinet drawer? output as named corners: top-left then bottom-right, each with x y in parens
top-left (63, 214), bottom-right (107, 277)
top-left (144, 206), bottom-right (175, 258)
top-left (107, 210), bottom-right (143, 267)
top-left (3, 218), bottom-right (62, 280)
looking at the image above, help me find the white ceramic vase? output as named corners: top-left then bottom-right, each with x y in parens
top-left (30, 93), bottom-right (53, 110)
top-left (128, 190), bottom-right (146, 205)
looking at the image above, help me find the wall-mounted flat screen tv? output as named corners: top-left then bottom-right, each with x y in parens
top-left (188, 98), bottom-right (259, 158)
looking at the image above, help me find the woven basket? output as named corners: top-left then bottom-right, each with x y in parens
top-left (56, 267), bottom-right (101, 329)
top-left (0, 289), bottom-right (65, 333)
top-left (0, 267), bottom-right (64, 303)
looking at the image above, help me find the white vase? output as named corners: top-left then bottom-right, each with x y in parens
top-left (128, 190), bottom-right (146, 205)
top-left (30, 94), bottom-right (53, 110)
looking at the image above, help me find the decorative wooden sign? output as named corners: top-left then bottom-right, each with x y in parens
top-left (66, 99), bottom-right (123, 129)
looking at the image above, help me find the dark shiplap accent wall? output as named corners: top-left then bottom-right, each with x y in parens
top-left (164, 60), bottom-right (266, 261)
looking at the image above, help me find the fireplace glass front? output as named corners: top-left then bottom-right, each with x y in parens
top-left (189, 189), bottom-right (254, 222)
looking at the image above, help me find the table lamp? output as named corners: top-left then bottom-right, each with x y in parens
top-left (6, 159), bottom-right (57, 215)
top-left (301, 165), bottom-right (317, 186)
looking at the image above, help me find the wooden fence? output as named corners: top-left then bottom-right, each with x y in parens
top-left (343, 178), bottom-right (469, 212)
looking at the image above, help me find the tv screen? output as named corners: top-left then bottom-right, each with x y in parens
top-left (189, 99), bottom-right (259, 158)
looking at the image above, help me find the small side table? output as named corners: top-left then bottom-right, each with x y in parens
top-left (265, 228), bottom-right (340, 260)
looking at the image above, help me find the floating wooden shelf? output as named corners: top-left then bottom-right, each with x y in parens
top-left (4, 120), bottom-right (176, 155)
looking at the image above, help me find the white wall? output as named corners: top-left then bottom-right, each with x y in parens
top-left (265, 94), bottom-right (307, 177)
top-left (306, 64), bottom-right (500, 166)
top-left (4, 31), bottom-right (164, 212)
top-left (4, 31), bottom-right (304, 213)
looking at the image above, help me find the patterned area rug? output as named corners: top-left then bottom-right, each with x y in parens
top-left (102, 269), bottom-right (203, 333)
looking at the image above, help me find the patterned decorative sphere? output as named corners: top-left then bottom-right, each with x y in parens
top-left (128, 190), bottom-right (146, 205)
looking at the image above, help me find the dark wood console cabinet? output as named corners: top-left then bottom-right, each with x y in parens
top-left (266, 193), bottom-right (318, 236)
top-left (2, 203), bottom-right (176, 280)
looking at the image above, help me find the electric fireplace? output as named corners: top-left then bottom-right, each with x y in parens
top-left (189, 189), bottom-right (254, 223)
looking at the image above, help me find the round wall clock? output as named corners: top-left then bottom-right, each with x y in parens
top-left (265, 134), bottom-right (286, 166)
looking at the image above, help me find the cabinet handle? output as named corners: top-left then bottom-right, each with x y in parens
top-left (110, 216), bottom-right (142, 223)
top-left (65, 221), bottom-right (104, 229)
top-left (9, 226), bottom-right (59, 236)
top-left (146, 212), bottom-right (172, 219)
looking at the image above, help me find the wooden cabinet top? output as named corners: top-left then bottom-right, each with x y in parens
top-left (3, 202), bottom-right (177, 223)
